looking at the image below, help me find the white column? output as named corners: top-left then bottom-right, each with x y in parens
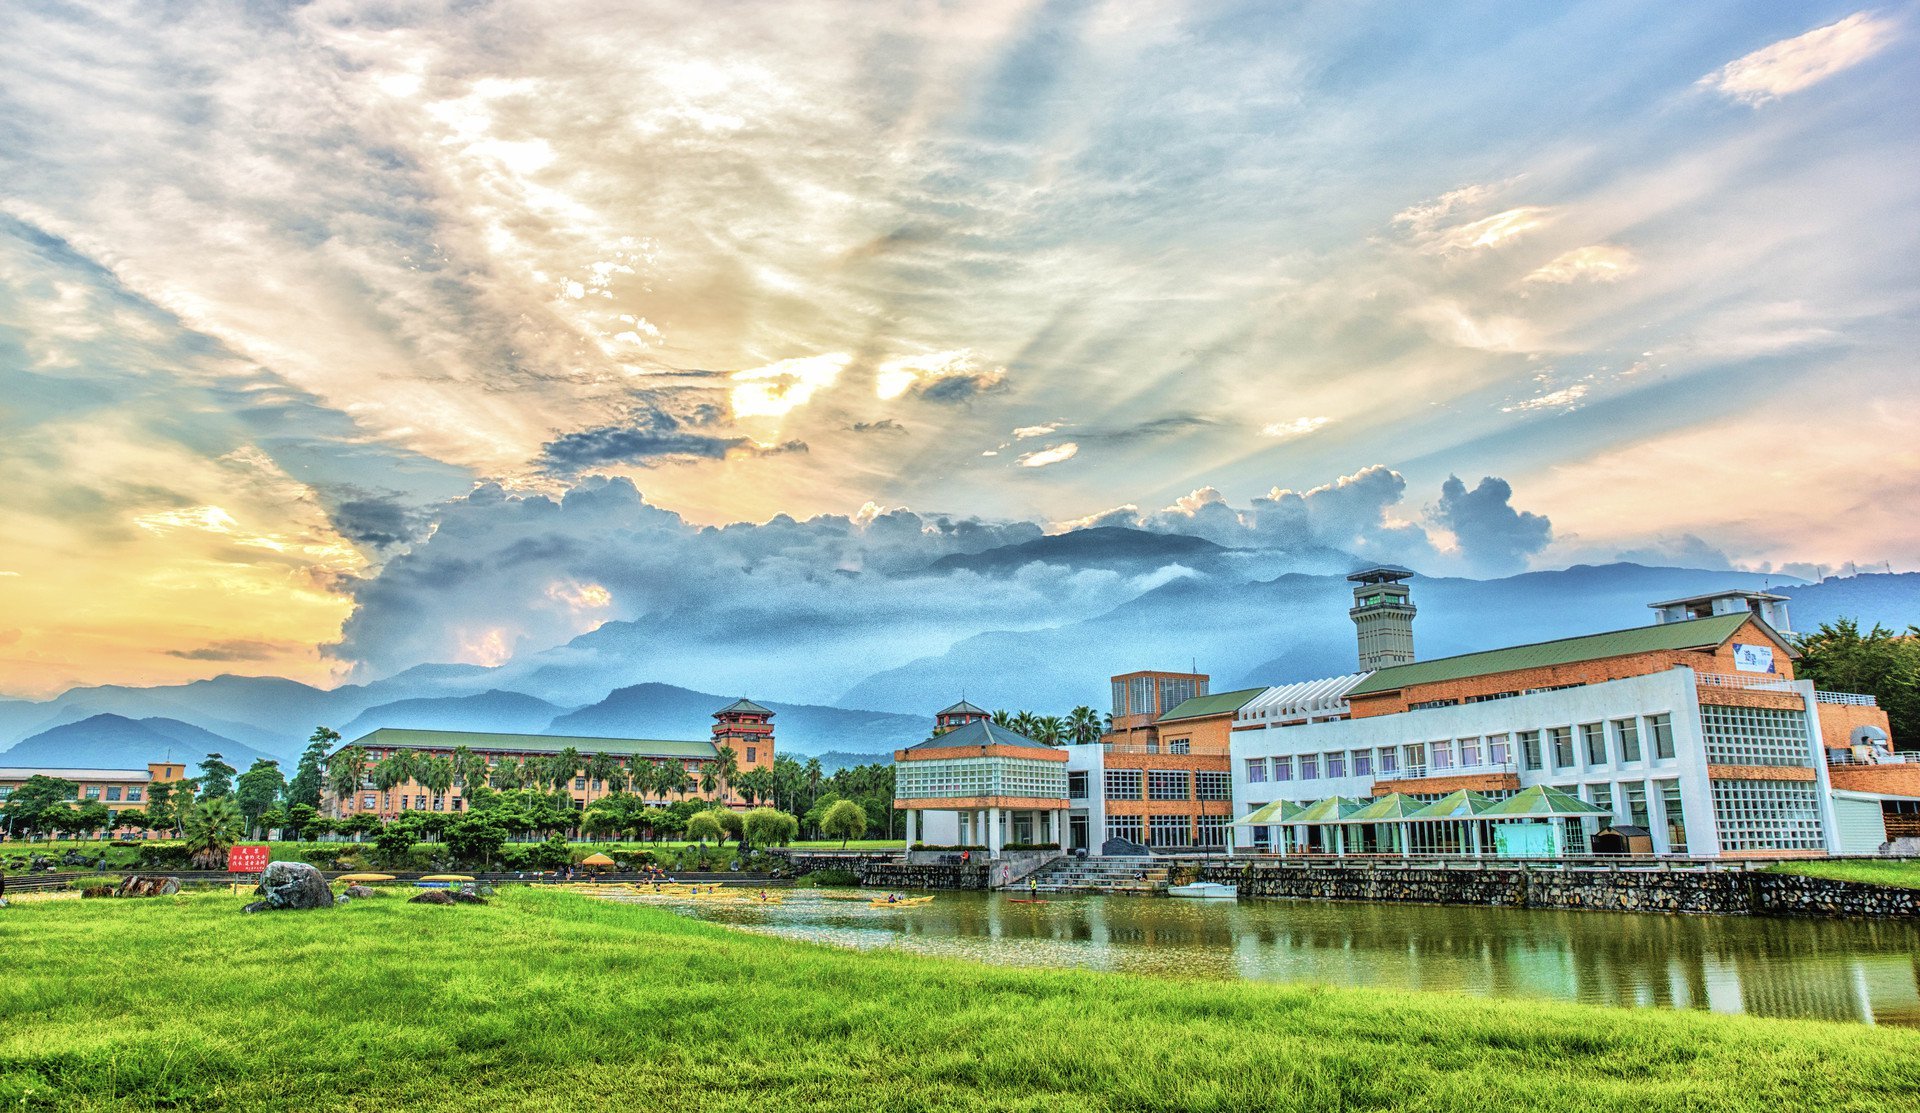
top-left (987, 806), bottom-right (1003, 856)
top-left (905, 808), bottom-right (919, 848)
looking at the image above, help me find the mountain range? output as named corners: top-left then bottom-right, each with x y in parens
top-left (3, 527), bottom-right (1915, 777)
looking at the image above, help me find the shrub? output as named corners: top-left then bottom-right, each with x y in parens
top-left (526, 834), bottom-right (572, 871)
top-left (795, 868), bottom-right (859, 888)
top-left (135, 843), bottom-right (192, 870)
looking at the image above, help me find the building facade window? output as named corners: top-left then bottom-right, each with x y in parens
top-left (127, 787), bottom-right (143, 802)
top-left (1299, 754), bottom-right (1319, 781)
top-left (1549, 727), bottom-right (1575, 769)
top-left (1589, 782), bottom-right (1614, 822)
top-left (1649, 713), bottom-right (1676, 760)
top-left (1700, 704), bottom-right (1811, 767)
top-left (1196, 815), bottom-right (1228, 847)
top-left (1068, 771), bottom-right (1089, 798)
top-left (1711, 779), bottom-right (1822, 852)
top-left (1377, 748), bottom-right (1398, 774)
top-left (84, 786), bottom-right (101, 800)
top-left (1460, 737), bottom-right (1482, 767)
top-left (1104, 769), bottom-right (1143, 800)
top-left (1613, 718), bottom-right (1641, 762)
top-left (106, 787), bottom-right (122, 802)
top-left (1624, 782), bottom-right (1649, 827)
top-left (1168, 738), bottom-right (1191, 755)
top-left (1488, 734), bottom-right (1510, 765)
top-left (746, 747), bottom-right (756, 763)
top-left (1658, 780), bottom-right (1687, 854)
top-left (1148, 771), bottom-right (1190, 801)
top-left (1274, 756), bottom-right (1294, 782)
top-left (1245, 758), bottom-right (1268, 784)
top-left (1581, 723), bottom-right (1607, 766)
top-left (1430, 743), bottom-right (1453, 771)
top-left (1519, 730), bottom-right (1542, 771)
top-left (1148, 814), bottom-right (1189, 847)
top-left (362, 795), bottom-right (376, 809)
top-left (1352, 750), bottom-right (1373, 777)
top-left (1196, 772), bottom-right (1232, 800)
top-left (1106, 816), bottom-right (1144, 845)
top-left (1325, 752), bottom-right (1346, 778)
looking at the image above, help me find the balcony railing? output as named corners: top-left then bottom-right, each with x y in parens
top-left (1694, 671), bottom-right (1800, 694)
top-left (1827, 750), bottom-right (1914, 766)
top-left (1814, 690), bottom-right (1879, 707)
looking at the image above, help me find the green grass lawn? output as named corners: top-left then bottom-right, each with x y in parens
top-left (1766, 859), bottom-right (1920, 890)
top-left (3, 888), bottom-right (1917, 1112)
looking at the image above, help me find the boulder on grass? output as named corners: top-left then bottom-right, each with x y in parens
top-left (409, 889), bottom-right (455, 905)
top-left (343, 884), bottom-right (376, 899)
top-left (449, 885), bottom-right (488, 905)
top-left (241, 861), bottom-right (331, 913)
top-left (115, 875), bottom-right (181, 898)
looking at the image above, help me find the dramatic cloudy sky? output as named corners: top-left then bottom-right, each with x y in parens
top-left (1, 2), bottom-right (1915, 698)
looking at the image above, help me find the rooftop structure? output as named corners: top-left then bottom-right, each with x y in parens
top-left (1649, 589), bottom-right (1793, 635)
top-left (1348, 566), bottom-right (1416, 671)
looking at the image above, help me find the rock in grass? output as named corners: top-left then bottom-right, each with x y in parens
top-left (246, 862), bottom-right (332, 912)
top-left (449, 887), bottom-right (487, 905)
top-left (115, 875), bottom-right (180, 898)
top-left (343, 885), bottom-right (376, 899)
top-left (409, 889), bottom-right (455, 905)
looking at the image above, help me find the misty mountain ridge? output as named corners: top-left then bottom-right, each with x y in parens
top-left (1, 561), bottom-right (1913, 772)
top-left (0, 714), bottom-right (275, 773)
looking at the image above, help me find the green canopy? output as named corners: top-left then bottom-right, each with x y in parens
top-left (1339, 793), bottom-right (1428, 823)
top-left (1407, 790), bottom-right (1499, 820)
top-left (1232, 800), bottom-right (1306, 827)
top-left (1477, 784), bottom-right (1610, 818)
top-left (1292, 796), bottom-right (1368, 824)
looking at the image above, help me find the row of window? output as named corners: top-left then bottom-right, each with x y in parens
top-left (1700, 705), bottom-right (1811, 767)
top-left (1712, 779), bottom-right (1824, 851)
top-left (1104, 815), bottom-right (1229, 848)
top-left (1244, 714), bottom-right (1685, 785)
top-left (0, 785), bottom-right (146, 802)
top-left (1101, 770), bottom-right (1232, 801)
top-left (896, 758), bottom-right (1068, 800)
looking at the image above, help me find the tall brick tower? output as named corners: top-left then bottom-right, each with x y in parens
top-left (712, 698), bottom-right (776, 785)
top-left (1348, 566), bottom-right (1417, 671)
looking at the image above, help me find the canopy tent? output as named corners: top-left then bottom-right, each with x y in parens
top-left (1231, 800), bottom-right (1305, 826)
top-left (579, 853), bottom-right (617, 868)
top-left (1407, 790), bottom-right (1499, 820)
top-left (1291, 796), bottom-right (1367, 824)
top-left (1334, 793), bottom-right (1427, 823)
top-left (1476, 785), bottom-right (1609, 819)
top-left (1404, 790), bottom-right (1501, 856)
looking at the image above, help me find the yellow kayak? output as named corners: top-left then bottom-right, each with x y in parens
top-left (869, 896), bottom-right (934, 908)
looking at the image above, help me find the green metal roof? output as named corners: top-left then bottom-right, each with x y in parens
top-left (1291, 796), bottom-right (1368, 823)
top-left (1477, 785), bottom-right (1610, 818)
top-left (1348, 614), bottom-right (1760, 696)
top-left (1343, 793), bottom-right (1428, 822)
top-left (341, 727), bottom-right (717, 760)
top-left (716, 698), bottom-right (772, 715)
top-left (1158, 687), bottom-right (1266, 723)
top-left (1407, 790), bottom-right (1500, 819)
top-left (1232, 800), bottom-right (1307, 826)
top-left (900, 717), bottom-right (1051, 752)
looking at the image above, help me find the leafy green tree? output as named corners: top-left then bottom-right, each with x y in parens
top-left (197, 753), bottom-right (238, 799)
top-left (742, 806), bottom-right (798, 850)
top-left (1795, 618), bottom-right (1920, 746)
top-left (372, 750), bottom-right (418, 799)
top-left (697, 764), bottom-right (719, 798)
top-left (257, 803), bottom-right (287, 838)
top-left (443, 813), bottom-right (508, 869)
top-left (145, 779), bottom-right (178, 836)
top-left (374, 820), bottom-right (417, 864)
top-left (115, 807), bottom-right (152, 838)
top-left (449, 746), bottom-right (488, 804)
top-left (287, 728), bottom-right (337, 809)
top-left (3, 775), bottom-right (79, 840)
top-left (821, 799), bottom-right (869, 847)
top-left (180, 797), bottom-right (243, 869)
top-left (685, 810), bottom-right (723, 845)
top-left (73, 800), bottom-right (112, 839)
top-left (235, 759), bottom-right (286, 836)
top-left (285, 803), bottom-right (319, 841)
top-left (1067, 705), bottom-right (1103, 745)
top-left (548, 747), bottom-right (584, 792)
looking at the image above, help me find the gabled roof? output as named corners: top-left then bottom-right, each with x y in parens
top-left (340, 728), bottom-right (718, 760)
top-left (937, 699), bottom-right (990, 717)
top-left (715, 698), bottom-right (772, 716)
top-left (1343, 793), bottom-right (1428, 822)
top-left (902, 717), bottom-right (1051, 752)
top-left (1477, 785), bottom-right (1609, 818)
top-left (1407, 790), bottom-right (1499, 819)
top-left (1292, 796), bottom-right (1368, 823)
top-left (1348, 613), bottom-right (1780, 696)
top-left (1158, 687), bottom-right (1265, 723)
top-left (1232, 800), bottom-right (1306, 826)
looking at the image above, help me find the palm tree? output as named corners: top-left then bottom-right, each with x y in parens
top-left (804, 758), bottom-right (823, 812)
top-left (418, 755), bottom-right (454, 815)
top-left (180, 798), bottom-right (243, 869)
top-left (990, 709), bottom-right (1016, 728)
top-left (1031, 715), bottom-right (1067, 745)
top-left (1067, 705), bottom-right (1102, 745)
top-left (584, 752), bottom-right (620, 795)
top-left (450, 746), bottom-right (487, 804)
top-left (713, 745), bottom-right (740, 804)
top-left (371, 752), bottom-right (415, 807)
top-left (325, 746), bottom-right (367, 818)
top-left (549, 747), bottom-right (584, 793)
top-left (666, 763), bottom-right (694, 802)
top-left (697, 764), bottom-right (719, 799)
top-left (604, 760), bottom-right (631, 795)
top-left (1012, 711), bottom-right (1041, 740)
top-left (491, 756), bottom-right (524, 790)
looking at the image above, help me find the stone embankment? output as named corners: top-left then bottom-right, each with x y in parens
top-left (1189, 860), bottom-right (1919, 919)
top-left (772, 851), bottom-right (989, 890)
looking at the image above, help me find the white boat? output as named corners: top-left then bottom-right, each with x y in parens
top-left (1167, 882), bottom-right (1237, 899)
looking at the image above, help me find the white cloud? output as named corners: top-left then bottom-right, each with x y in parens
top-left (1698, 13), bottom-right (1897, 105)
top-left (1260, 416), bottom-right (1333, 440)
top-left (875, 349), bottom-right (1007, 402)
top-left (1018, 443), bottom-right (1079, 468)
top-left (730, 352), bottom-right (852, 419)
top-left (1525, 244), bottom-right (1639, 284)
top-left (1012, 422), bottom-right (1061, 439)
top-left (1502, 383), bottom-right (1589, 413)
top-left (1422, 207), bottom-right (1554, 254)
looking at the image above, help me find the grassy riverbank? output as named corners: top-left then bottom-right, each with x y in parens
top-left (3, 888), bottom-right (1917, 1112)
top-left (1767, 859), bottom-right (1920, 889)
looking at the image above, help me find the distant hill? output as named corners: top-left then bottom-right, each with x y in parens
top-left (546, 682), bottom-right (927, 757)
top-left (0, 714), bottom-right (277, 772)
top-left (338, 690), bottom-right (571, 741)
top-left (1768, 572), bottom-right (1920, 632)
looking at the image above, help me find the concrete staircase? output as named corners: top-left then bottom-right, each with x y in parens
top-left (1023, 855), bottom-right (1170, 896)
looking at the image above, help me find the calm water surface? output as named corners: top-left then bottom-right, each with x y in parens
top-left (628, 889), bottom-right (1920, 1026)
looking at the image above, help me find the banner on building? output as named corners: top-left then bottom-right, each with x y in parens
top-left (1731, 643), bottom-right (1775, 673)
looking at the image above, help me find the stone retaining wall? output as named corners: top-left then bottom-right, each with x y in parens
top-left (1190, 861), bottom-right (1920, 919)
top-left (860, 862), bottom-right (989, 890)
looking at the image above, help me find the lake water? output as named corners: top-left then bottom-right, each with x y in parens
top-left (631, 889), bottom-right (1920, 1026)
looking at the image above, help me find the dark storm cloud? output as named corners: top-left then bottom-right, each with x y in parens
top-left (1425, 475), bottom-right (1554, 574)
top-left (165, 639), bottom-right (305, 662)
top-left (850, 419), bottom-right (908, 435)
top-left (537, 406), bottom-right (805, 473)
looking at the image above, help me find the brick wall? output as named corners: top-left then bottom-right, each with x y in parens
top-left (1816, 701), bottom-right (1896, 750)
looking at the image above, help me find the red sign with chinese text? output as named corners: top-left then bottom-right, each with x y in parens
top-left (227, 845), bottom-right (270, 873)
